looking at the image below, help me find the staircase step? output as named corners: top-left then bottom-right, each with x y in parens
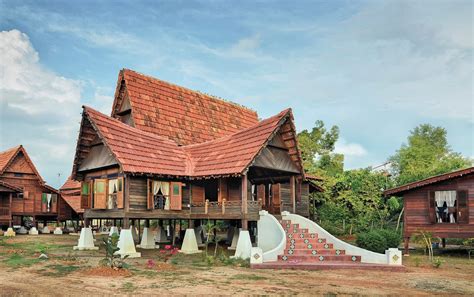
top-left (281, 223), bottom-right (300, 229)
top-left (252, 262), bottom-right (406, 271)
top-left (285, 232), bottom-right (319, 239)
top-left (284, 228), bottom-right (311, 234)
top-left (286, 237), bottom-right (327, 243)
top-left (286, 242), bottom-right (334, 250)
top-left (284, 249), bottom-right (346, 255)
top-left (278, 255), bottom-right (361, 263)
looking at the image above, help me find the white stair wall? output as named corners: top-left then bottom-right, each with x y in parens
top-left (282, 211), bottom-right (400, 265)
top-left (257, 210), bottom-right (286, 262)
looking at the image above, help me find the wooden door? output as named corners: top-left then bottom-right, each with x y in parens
top-left (191, 185), bottom-right (205, 204)
top-left (94, 179), bottom-right (107, 209)
top-left (170, 182), bottom-right (182, 210)
top-left (116, 177), bottom-right (124, 209)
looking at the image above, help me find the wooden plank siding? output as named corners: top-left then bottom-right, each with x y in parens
top-left (403, 174), bottom-right (474, 239)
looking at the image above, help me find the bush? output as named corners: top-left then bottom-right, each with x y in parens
top-left (378, 229), bottom-right (402, 249)
top-left (356, 230), bottom-right (387, 253)
top-left (356, 229), bottom-right (401, 253)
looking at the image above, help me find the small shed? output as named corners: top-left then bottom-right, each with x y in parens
top-left (384, 167), bottom-right (474, 254)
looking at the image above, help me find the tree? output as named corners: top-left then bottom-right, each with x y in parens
top-left (297, 120), bottom-right (343, 176)
top-left (389, 124), bottom-right (472, 185)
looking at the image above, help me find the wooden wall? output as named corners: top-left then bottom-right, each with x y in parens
top-left (296, 182), bottom-right (310, 217)
top-left (404, 174), bottom-right (474, 238)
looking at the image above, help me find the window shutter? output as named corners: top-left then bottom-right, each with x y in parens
top-left (170, 182), bottom-right (182, 210)
top-left (23, 191), bottom-right (29, 199)
top-left (191, 185), bottom-right (205, 204)
top-left (457, 190), bottom-right (469, 224)
top-left (41, 193), bottom-right (47, 212)
top-left (147, 179), bottom-right (153, 210)
top-left (93, 179), bottom-right (107, 209)
top-left (116, 177), bottom-right (124, 209)
top-left (51, 194), bottom-right (58, 212)
top-left (428, 191), bottom-right (436, 224)
top-left (80, 181), bottom-right (91, 209)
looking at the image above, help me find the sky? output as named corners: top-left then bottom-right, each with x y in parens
top-left (0, 0), bottom-right (473, 188)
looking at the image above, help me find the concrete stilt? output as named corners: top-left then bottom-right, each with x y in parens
top-left (116, 228), bottom-right (141, 258)
top-left (29, 227), bottom-right (39, 235)
top-left (194, 226), bottom-right (205, 247)
top-left (180, 228), bottom-right (201, 254)
top-left (109, 226), bottom-right (119, 236)
top-left (154, 226), bottom-right (168, 243)
top-left (53, 227), bottom-right (63, 235)
top-left (4, 227), bottom-right (16, 237)
top-left (137, 227), bottom-right (159, 249)
top-left (228, 227), bottom-right (240, 250)
top-left (17, 226), bottom-right (28, 234)
top-left (233, 230), bottom-right (252, 259)
top-left (73, 227), bottom-right (98, 250)
top-left (42, 226), bottom-right (51, 234)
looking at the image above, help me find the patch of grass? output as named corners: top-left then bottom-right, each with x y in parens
top-left (121, 282), bottom-right (136, 292)
top-left (3, 254), bottom-right (41, 267)
top-left (41, 264), bottom-right (80, 277)
top-left (231, 274), bottom-right (268, 281)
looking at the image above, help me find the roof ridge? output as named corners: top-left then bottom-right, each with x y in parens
top-left (121, 68), bottom-right (258, 115)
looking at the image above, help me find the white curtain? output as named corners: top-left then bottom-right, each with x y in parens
top-left (46, 193), bottom-right (52, 211)
top-left (108, 179), bottom-right (118, 209)
top-left (435, 191), bottom-right (457, 223)
top-left (161, 182), bottom-right (170, 210)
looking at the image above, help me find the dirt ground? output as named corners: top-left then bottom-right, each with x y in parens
top-left (1, 234), bottom-right (473, 296)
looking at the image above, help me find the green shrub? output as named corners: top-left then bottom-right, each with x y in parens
top-left (378, 229), bottom-right (402, 249)
top-left (356, 230), bottom-right (387, 253)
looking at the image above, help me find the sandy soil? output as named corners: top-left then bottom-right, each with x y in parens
top-left (1, 234), bottom-right (473, 296)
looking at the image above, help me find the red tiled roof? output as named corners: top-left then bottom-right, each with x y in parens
top-left (84, 106), bottom-right (189, 177)
top-left (60, 177), bottom-right (83, 213)
top-left (184, 109), bottom-right (292, 177)
top-left (77, 106), bottom-right (298, 178)
top-left (60, 177), bottom-right (81, 191)
top-left (0, 145), bottom-right (45, 183)
top-left (0, 180), bottom-right (22, 192)
top-left (112, 69), bottom-right (259, 146)
top-left (384, 166), bottom-right (474, 196)
top-left (305, 174), bottom-right (323, 181)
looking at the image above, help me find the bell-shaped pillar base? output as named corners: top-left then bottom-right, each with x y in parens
top-left (137, 227), bottom-right (159, 249)
top-left (116, 228), bottom-right (141, 258)
top-left (180, 228), bottom-right (202, 254)
top-left (73, 227), bottom-right (98, 250)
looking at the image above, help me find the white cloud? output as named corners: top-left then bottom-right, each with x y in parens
top-left (335, 139), bottom-right (367, 157)
top-left (0, 29), bottom-right (82, 186)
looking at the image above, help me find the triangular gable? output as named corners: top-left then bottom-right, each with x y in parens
top-left (0, 145), bottom-right (45, 184)
top-left (252, 134), bottom-right (301, 174)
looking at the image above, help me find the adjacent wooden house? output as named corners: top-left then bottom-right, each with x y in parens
top-left (384, 167), bottom-right (474, 254)
top-left (0, 145), bottom-right (63, 227)
top-left (71, 69), bottom-right (320, 232)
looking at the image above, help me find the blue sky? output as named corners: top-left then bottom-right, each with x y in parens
top-left (0, 0), bottom-right (472, 187)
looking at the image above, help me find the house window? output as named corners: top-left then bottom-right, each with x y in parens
top-left (434, 191), bottom-right (457, 223)
top-left (41, 193), bottom-right (57, 212)
top-left (151, 181), bottom-right (170, 210)
top-left (14, 173), bottom-right (23, 177)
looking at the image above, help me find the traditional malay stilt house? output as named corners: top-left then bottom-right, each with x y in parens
top-left (71, 69), bottom-right (313, 233)
top-left (59, 178), bottom-right (84, 229)
top-left (0, 145), bottom-right (72, 231)
top-left (384, 167), bottom-right (474, 255)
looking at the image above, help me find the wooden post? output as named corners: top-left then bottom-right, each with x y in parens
top-left (222, 199), bottom-right (226, 214)
top-left (290, 176), bottom-right (296, 214)
top-left (84, 218), bottom-right (91, 228)
top-left (123, 218), bottom-right (130, 229)
top-left (404, 237), bottom-right (410, 255)
top-left (442, 238), bottom-right (446, 248)
top-left (172, 220), bottom-right (176, 246)
top-left (205, 199), bottom-right (209, 214)
top-left (9, 193), bottom-right (12, 227)
top-left (241, 174), bottom-right (248, 230)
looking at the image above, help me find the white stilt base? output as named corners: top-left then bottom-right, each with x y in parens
top-left (154, 226), bottom-right (168, 243)
top-left (233, 230), bottom-right (252, 259)
top-left (180, 228), bottom-right (201, 254)
top-left (29, 227), bottom-right (39, 235)
top-left (4, 227), bottom-right (16, 237)
top-left (17, 226), bottom-right (28, 234)
top-left (228, 227), bottom-right (240, 250)
top-left (42, 226), bottom-right (51, 234)
top-left (109, 226), bottom-right (119, 237)
top-left (53, 227), bottom-right (63, 235)
top-left (73, 227), bottom-right (98, 250)
top-left (116, 228), bottom-right (141, 258)
top-left (137, 227), bottom-right (159, 249)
